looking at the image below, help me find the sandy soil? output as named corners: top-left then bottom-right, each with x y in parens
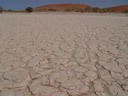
top-left (0, 13), bottom-right (128, 96)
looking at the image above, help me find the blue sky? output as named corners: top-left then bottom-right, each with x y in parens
top-left (0, 0), bottom-right (128, 10)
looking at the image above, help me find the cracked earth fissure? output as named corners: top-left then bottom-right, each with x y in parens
top-left (0, 13), bottom-right (128, 96)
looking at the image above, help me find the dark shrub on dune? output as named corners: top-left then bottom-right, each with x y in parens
top-left (8, 9), bottom-right (12, 11)
top-left (99, 9), bottom-right (116, 13)
top-left (0, 6), bottom-right (3, 14)
top-left (48, 8), bottom-right (56, 11)
top-left (65, 8), bottom-right (73, 12)
top-left (65, 8), bottom-right (81, 12)
top-left (123, 9), bottom-right (128, 13)
top-left (26, 7), bottom-right (33, 12)
top-left (84, 7), bottom-right (92, 12)
top-left (92, 7), bottom-right (100, 12)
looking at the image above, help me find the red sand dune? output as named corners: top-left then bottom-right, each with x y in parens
top-left (34, 3), bottom-right (91, 11)
top-left (106, 5), bottom-right (128, 12)
top-left (34, 3), bottom-right (128, 12)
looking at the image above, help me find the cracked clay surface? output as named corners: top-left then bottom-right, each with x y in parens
top-left (0, 13), bottom-right (128, 96)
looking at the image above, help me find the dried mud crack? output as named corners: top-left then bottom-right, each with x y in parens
top-left (0, 13), bottom-right (128, 96)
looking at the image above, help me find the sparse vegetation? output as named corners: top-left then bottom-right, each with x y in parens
top-left (72, 8), bottom-right (79, 11)
top-left (65, 8), bottom-right (79, 12)
top-left (48, 8), bottom-right (56, 11)
top-left (92, 7), bottom-right (100, 12)
top-left (103, 9), bottom-right (115, 12)
top-left (123, 9), bottom-right (128, 13)
top-left (8, 9), bottom-right (12, 11)
top-left (64, 7), bottom-right (117, 13)
top-left (3, 4), bottom-right (125, 13)
top-left (99, 9), bottom-right (104, 13)
top-left (65, 8), bottom-right (73, 12)
top-left (101, 9), bottom-right (108, 12)
top-left (34, 8), bottom-right (48, 12)
top-left (26, 7), bottom-right (33, 12)
top-left (108, 9), bottom-right (115, 12)
top-left (84, 7), bottom-right (92, 12)
top-left (0, 6), bottom-right (3, 14)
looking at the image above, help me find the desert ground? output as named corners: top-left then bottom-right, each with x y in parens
top-left (0, 13), bottom-right (128, 96)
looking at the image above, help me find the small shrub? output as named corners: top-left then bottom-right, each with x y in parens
top-left (81, 10), bottom-right (84, 13)
top-left (42, 9), bottom-right (47, 11)
top-left (101, 9), bottom-right (116, 13)
top-left (102, 9), bottom-right (107, 12)
top-left (26, 7), bottom-right (33, 12)
top-left (65, 8), bottom-right (79, 12)
top-left (123, 9), bottom-right (128, 13)
top-left (92, 7), bottom-right (99, 12)
top-left (108, 9), bottom-right (115, 12)
top-left (0, 6), bottom-right (3, 13)
top-left (84, 7), bottom-right (92, 12)
top-left (76, 10), bottom-right (79, 12)
top-left (106, 9), bottom-right (115, 12)
top-left (65, 8), bottom-right (72, 12)
top-left (48, 9), bottom-right (56, 11)
top-left (78, 8), bottom-right (84, 12)
top-left (36, 8), bottom-right (47, 12)
top-left (8, 9), bottom-right (12, 11)
top-left (99, 9), bottom-right (104, 13)
top-left (72, 8), bottom-right (78, 11)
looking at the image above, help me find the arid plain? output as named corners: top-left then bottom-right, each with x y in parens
top-left (0, 13), bottom-right (128, 96)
